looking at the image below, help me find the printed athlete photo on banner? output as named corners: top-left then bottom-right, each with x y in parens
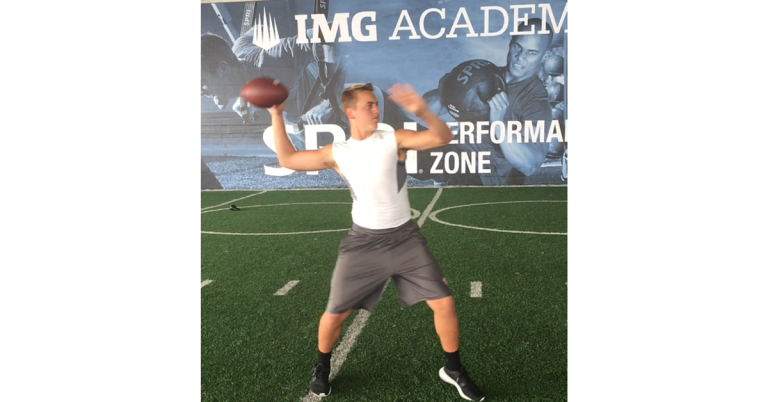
top-left (201, 0), bottom-right (567, 190)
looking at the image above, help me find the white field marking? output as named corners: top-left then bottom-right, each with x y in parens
top-left (200, 191), bottom-right (266, 211)
top-left (202, 229), bottom-right (350, 236)
top-left (201, 203), bottom-right (421, 236)
top-left (417, 188), bottom-right (443, 227)
top-left (438, 184), bottom-right (566, 189)
top-left (470, 282), bottom-right (483, 298)
top-left (201, 202), bottom-right (351, 216)
top-left (429, 200), bottom-right (568, 235)
top-left (300, 191), bottom-right (441, 401)
top-left (201, 279), bottom-right (213, 289)
top-left (274, 280), bottom-right (300, 296)
top-left (300, 282), bottom-right (390, 402)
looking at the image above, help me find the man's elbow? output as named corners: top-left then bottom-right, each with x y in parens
top-left (277, 155), bottom-right (295, 170)
top-left (438, 129), bottom-right (453, 146)
top-left (511, 153), bottom-right (547, 176)
top-left (517, 165), bottom-right (540, 176)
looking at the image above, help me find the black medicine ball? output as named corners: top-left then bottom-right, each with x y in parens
top-left (438, 59), bottom-right (506, 121)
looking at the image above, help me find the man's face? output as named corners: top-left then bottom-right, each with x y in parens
top-left (351, 91), bottom-right (380, 131)
top-left (506, 34), bottom-right (549, 81)
top-left (201, 67), bottom-right (240, 109)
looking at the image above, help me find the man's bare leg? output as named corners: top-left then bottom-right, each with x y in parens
top-left (310, 310), bottom-right (351, 397)
top-left (427, 296), bottom-right (485, 401)
top-left (426, 296), bottom-right (459, 352)
top-left (318, 310), bottom-right (351, 353)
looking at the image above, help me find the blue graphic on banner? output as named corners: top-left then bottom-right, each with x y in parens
top-left (201, 0), bottom-right (567, 189)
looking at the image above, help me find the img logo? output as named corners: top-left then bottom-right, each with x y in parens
top-left (252, 8), bottom-right (281, 50)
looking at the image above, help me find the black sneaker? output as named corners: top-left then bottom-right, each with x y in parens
top-left (229, 205), bottom-right (240, 211)
top-left (439, 366), bottom-right (485, 401)
top-left (310, 363), bottom-right (331, 397)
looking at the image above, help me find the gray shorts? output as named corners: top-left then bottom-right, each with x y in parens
top-left (325, 220), bottom-right (452, 314)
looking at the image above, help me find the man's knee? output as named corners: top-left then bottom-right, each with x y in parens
top-left (426, 296), bottom-right (456, 314)
top-left (322, 310), bottom-right (351, 326)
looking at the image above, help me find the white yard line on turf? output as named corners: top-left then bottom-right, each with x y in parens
top-left (200, 191), bottom-right (266, 211)
top-left (201, 279), bottom-right (213, 289)
top-left (417, 188), bottom-right (443, 228)
top-left (300, 188), bottom-right (445, 401)
top-left (274, 280), bottom-right (300, 296)
top-left (470, 282), bottom-right (483, 298)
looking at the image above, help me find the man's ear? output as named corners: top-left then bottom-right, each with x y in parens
top-left (344, 107), bottom-right (354, 121)
top-left (216, 61), bottom-right (229, 77)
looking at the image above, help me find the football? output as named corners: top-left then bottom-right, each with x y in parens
top-left (240, 77), bottom-right (289, 108)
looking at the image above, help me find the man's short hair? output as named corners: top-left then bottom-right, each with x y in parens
top-left (509, 18), bottom-right (553, 48)
top-left (201, 33), bottom-right (239, 76)
top-left (341, 83), bottom-right (375, 110)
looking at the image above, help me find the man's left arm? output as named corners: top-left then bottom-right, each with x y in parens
top-left (388, 84), bottom-right (453, 151)
top-left (490, 93), bottom-right (551, 176)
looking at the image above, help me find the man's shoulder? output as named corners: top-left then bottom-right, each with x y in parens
top-left (232, 33), bottom-right (263, 58)
top-left (378, 129), bottom-right (399, 137)
top-left (507, 76), bottom-right (548, 103)
top-left (511, 75), bottom-right (546, 92)
top-left (390, 129), bottom-right (411, 143)
top-left (330, 139), bottom-right (351, 150)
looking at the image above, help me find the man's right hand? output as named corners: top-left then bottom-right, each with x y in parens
top-left (269, 100), bottom-right (287, 117)
top-left (488, 92), bottom-right (509, 122)
top-left (387, 83), bottom-right (428, 117)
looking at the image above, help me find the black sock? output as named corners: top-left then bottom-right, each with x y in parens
top-left (317, 351), bottom-right (332, 368)
top-left (444, 350), bottom-right (461, 371)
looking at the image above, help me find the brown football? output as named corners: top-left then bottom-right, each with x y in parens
top-left (240, 77), bottom-right (289, 108)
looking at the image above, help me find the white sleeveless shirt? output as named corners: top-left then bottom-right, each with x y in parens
top-left (331, 130), bottom-right (411, 229)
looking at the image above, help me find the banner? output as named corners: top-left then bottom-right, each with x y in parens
top-left (201, 0), bottom-right (567, 189)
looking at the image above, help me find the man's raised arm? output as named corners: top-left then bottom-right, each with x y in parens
top-left (270, 101), bottom-right (336, 171)
top-left (388, 83), bottom-right (453, 151)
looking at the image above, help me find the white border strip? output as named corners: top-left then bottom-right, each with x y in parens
top-left (274, 280), bottom-right (300, 296)
top-left (201, 184), bottom-right (567, 192)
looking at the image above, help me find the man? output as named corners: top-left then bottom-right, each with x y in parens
top-left (201, 28), bottom-right (344, 149)
top-left (416, 18), bottom-right (555, 185)
top-left (269, 83), bottom-right (485, 401)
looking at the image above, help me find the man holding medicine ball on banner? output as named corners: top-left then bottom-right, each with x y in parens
top-left (408, 18), bottom-right (556, 185)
